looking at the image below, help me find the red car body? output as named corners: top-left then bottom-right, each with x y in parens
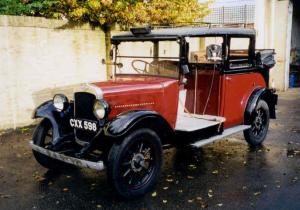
top-left (30, 27), bottom-right (278, 198)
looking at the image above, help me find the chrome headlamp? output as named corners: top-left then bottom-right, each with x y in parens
top-left (93, 100), bottom-right (109, 120)
top-left (53, 94), bottom-right (69, 112)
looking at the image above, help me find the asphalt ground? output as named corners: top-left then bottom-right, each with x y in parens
top-left (0, 88), bottom-right (300, 210)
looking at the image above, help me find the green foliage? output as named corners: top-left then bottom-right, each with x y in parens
top-left (0, 0), bottom-right (62, 17)
top-left (59, 0), bottom-right (212, 28)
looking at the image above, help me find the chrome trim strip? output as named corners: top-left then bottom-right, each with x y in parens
top-left (29, 141), bottom-right (105, 171)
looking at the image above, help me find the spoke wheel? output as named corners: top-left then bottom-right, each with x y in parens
top-left (32, 119), bottom-right (65, 170)
top-left (120, 141), bottom-right (155, 190)
top-left (244, 100), bottom-right (270, 147)
top-left (107, 128), bottom-right (162, 199)
top-left (251, 108), bottom-right (267, 137)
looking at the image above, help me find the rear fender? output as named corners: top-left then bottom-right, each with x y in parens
top-left (104, 110), bottom-right (175, 144)
top-left (32, 101), bottom-right (73, 145)
top-left (245, 88), bottom-right (278, 124)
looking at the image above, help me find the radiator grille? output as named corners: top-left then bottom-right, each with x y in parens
top-left (74, 92), bottom-right (97, 141)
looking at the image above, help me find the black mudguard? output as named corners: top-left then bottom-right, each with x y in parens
top-left (104, 110), bottom-right (174, 142)
top-left (245, 88), bottom-right (278, 124)
top-left (32, 101), bottom-right (73, 146)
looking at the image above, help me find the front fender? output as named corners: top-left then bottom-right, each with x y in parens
top-left (245, 88), bottom-right (278, 124)
top-left (33, 101), bottom-right (72, 145)
top-left (104, 110), bottom-right (174, 140)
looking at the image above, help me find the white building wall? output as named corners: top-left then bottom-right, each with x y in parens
top-left (0, 15), bottom-right (107, 130)
top-left (255, 0), bottom-right (292, 91)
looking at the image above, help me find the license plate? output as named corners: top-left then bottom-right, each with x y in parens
top-left (69, 119), bottom-right (98, 132)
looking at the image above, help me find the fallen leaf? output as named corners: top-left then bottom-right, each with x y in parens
top-left (208, 189), bottom-right (213, 198)
top-left (166, 178), bottom-right (174, 183)
top-left (163, 187), bottom-right (169, 190)
top-left (188, 199), bottom-right (194, 203)
top-left (196, 196), bottom-right (202, 201)
top-left (96, 204), bottom-right (102, 208)
top-left (151, 192), bottom-right (157, 197)
top-left (62, 188), bottom-right (69, 192)
top-left (212, 170), bottom-right (219, 175)
top-left (253, 192), bottom-right (261, 196)
top-left (178, 189), bottom-right (183, 193)
top-left (187, 176), bottom-right (195, 180)
top-left (216, 203), bottom-right (223, 207)
top-left (163, 200), bottom-right (167, 204)
top-left (201, 203), bottom-right (208, 208)
top-left (0, 194), bottom-right (11, 199)
top-left (188, 164), bottom-right (197, 170)
top-left (20, 128), bottom-right (30, 133)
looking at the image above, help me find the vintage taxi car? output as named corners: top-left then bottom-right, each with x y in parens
top-left (30, 27), bottom-right (277, 198)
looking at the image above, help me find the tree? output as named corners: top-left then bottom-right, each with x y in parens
top-left (59, 0), bottom-right (211, 79)
top-left (1, 0), bottom-right (211, 79)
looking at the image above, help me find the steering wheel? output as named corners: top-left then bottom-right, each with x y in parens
top-left (131, 60), bottom-right (151, 74)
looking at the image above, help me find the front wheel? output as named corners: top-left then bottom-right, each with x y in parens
top-left (107, 128), bottom-right (162, 199)
top-left (32, 119), bottom-right (65, 170)
top-left (244, 100), bottom-right (270, 147)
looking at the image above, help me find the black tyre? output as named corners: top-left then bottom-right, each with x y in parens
top-left (244, 100), bottom-right (270, 147)
top-left (107, 128), bottom-right (162, 199)
top-left (32, 119), bottom-right (65, 170)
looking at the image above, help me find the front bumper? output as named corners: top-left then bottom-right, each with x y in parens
top-left (29, 141), bottom-right (105, 171)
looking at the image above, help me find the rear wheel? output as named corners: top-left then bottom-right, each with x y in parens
top-left (244, 100), bottom-right (270, 147)
top-left (107, 128), bottom-right (162, 199)
top-left (32, 119), bottom-right (65, 170)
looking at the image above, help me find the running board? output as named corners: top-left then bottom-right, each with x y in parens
top-left (190, 125), bottom-right (251, 148)
top-left (29, 141), bottom-right (105, 171)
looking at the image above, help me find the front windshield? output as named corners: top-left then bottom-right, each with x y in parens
top-left (113, 40), bottom-right (180, 78)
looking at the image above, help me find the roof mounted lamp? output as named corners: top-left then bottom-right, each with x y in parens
top-left (130, 26), bottom-right (152, 36)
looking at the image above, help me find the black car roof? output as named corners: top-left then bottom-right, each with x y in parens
top-left (112, 27), bottom-right (256, 42)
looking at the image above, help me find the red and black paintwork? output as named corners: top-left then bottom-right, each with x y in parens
top-left (33, 27), bottom-right (277, 152)
top-left (31, 27), bottom-right (278, 199)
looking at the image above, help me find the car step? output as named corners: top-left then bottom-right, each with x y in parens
top-left (29, 141), bottom-right (105, 171)
top-left (190, 125), bottom-right (251, 148)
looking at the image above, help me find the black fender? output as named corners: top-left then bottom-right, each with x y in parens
top-left (245, 88), bottom-right (278, 124)
top-left (32, 101), bottom-right (73, 146)
top-left (104, 110), bottom-right (175, 144)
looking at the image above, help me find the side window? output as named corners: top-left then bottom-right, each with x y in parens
top-left (229, 37), bottom-right (252, 69)
top-left (187, 36), bottom-right (223, 64)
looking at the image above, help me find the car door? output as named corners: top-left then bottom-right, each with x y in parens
top-left (222, 36), bottom-right (266, 128)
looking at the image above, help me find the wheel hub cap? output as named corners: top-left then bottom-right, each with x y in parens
top-left (131, 153), bottom-right (145, 172)
top-left (255, 116), bottom-right (262, 129)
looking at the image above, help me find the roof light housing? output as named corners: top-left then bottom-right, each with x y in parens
top-left (130, 27), bottom-right (152, 36)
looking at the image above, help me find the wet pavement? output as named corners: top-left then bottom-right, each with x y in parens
top-left (0, 89), bottom-right (300, 210)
